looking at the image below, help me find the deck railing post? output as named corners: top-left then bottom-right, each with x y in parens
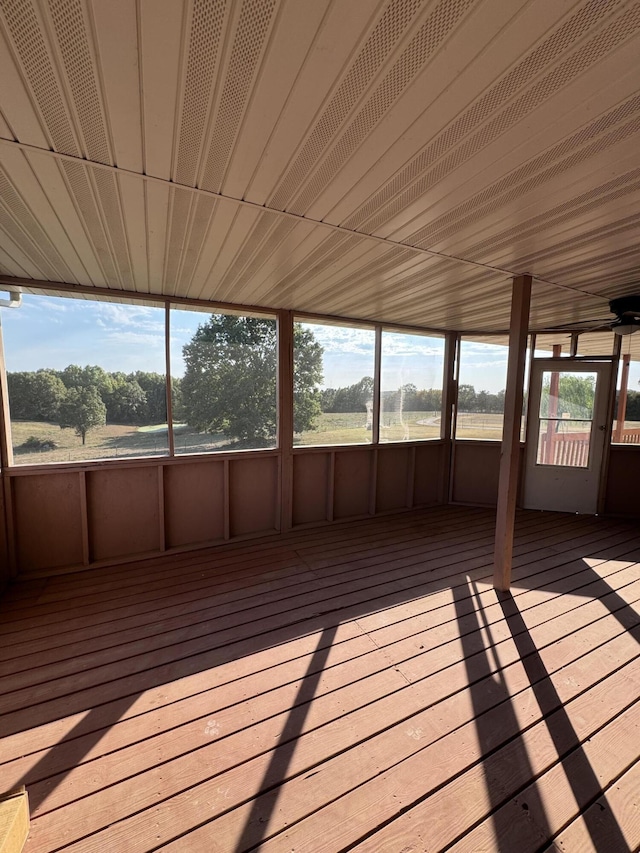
top-left (614, 354), bottom-right (630, 443)
top-left (493, 274), bottom-right (532, 591)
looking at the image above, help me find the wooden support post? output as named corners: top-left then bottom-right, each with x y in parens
top-left (493, 274), bottom-right (532, 591)
top-left (614, 354), bottom-right (630, 442)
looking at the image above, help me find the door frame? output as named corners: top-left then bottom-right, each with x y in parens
top-left (522, 356), bottom-right (615, 514)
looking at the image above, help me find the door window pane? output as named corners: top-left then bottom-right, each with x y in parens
top-left (536, 419), bottom-right (591, 467)
top-left (539, 372), bottom-right (595, 419)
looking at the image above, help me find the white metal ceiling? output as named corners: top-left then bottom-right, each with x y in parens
top-left (0, 0), bottom-right (638, 332)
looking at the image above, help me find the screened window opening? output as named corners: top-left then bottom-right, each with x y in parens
top-left (612, 352), bottom-right (640, 445)
top-left (293, 320), bottom-right (375, 446)
top-left (380, 331), bottom-right (444, 442)
top-left (455, 338), bottom-right (508, 440)
top-left (170, 307), bottom-right (278, 454)
top-left (3, 292), bottom-right (168, 465)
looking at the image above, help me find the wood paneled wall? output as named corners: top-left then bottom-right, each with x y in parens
top-left (451, 440), bottom-right (640, 517)
top-left (0, 481), bottom-right (9, 591)
top-left (604, 446), bottom-right (640, 518)
top-left (5, 438), bottom-right (636, 577)
top-left (4, 442), bottom-right (445, 576)
top-left (451, 442), bottom-right (502, 506)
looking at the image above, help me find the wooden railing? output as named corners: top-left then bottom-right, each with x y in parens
top-left (540, 426), bottom-right (640, 465)
top-left (539, 431), bottom-right (590, 467)
top-left (620, 428), bottom-right (640, 444)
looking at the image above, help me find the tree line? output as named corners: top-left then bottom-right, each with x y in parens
top-left (7, 366), bottom-right (179, 444)
top-left (319, 381), bottom-right (504, 414)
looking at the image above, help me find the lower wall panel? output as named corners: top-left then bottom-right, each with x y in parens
top-left (451, 442), bottom-right (502, 506)
top-left (604, 445), bottom-right (640, 517)
top-left (292, 453), bottom-right (331, 525)
top-left (333, 450), bottom-right (373, 520)
top-left (376, 446), bottom-right (411, 513)
top-left (0, 479), bottom-right (10, 586)
top-left (292, 441), bottom-right (445, 525)
top-left (13, 472), bottom-right (84, 572)
top-left (164, 460), bottom-right (225, 548)
top-left (413, 443), bottom-right (444, 507)
top-left (87, 466), bottom-right (161, 562)
top-left (229, 456), bottom-right (278, 537)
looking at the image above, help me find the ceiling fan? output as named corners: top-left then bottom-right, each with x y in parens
top-left (539, 294), bottom-right (640, 336)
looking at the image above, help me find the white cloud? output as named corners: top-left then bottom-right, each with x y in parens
top-left (94, 302), bottom-right (164, 334)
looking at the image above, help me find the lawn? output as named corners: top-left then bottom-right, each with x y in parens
top-left (295, 411), bottom-right (441, 445)
top-left (9, 420), bottom-right (274, 464)
top-left (10, 420), bottom-right (171, 464)
top-left (17, 410), bottom-right (626, 465)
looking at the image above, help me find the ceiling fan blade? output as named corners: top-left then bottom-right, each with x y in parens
top-left (535, 318), bottom-right (613, 333)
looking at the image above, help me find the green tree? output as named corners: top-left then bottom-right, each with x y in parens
top-left (105, 374), bottom-right (146, 424)
top-left (7, 370), bottom-right (66, 420)
top-left (625, 390), bottom-right (640, 421)
top-left (457, 384), bottom-right (477, 412)
top-left (130, 371), bottom-right (168, 423)
top-left (59, 386), bottom-right (106, 445)
top-left (293, 324), bottom-right (324, 433)
top-left (180, 315), bottom-right (323, 443)
top-left (541, 374), bottom-right (595, 418)
top-left (323, 376), bottom-right (374, 412)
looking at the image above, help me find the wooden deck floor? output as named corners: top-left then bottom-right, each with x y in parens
top-left (1, 505), bottom-right (639, 853)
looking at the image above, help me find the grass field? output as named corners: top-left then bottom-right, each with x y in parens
top-left (295, 411), bottom-right (441, 445)
top-left (8, 412), bottom-right (500, 464)
top-left (11, 412), bottom-right (637, 465)
top-left (11, 420), bottom-right (171, 464)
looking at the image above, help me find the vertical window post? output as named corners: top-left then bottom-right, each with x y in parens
top-left (0, 311), bottom-right (15, 578)
top-left (441, 330), bottom-right (457, 502)
top-left (0, 314), bottom-right (13, 469)
top-left (278, 310), bottom-right (294, 531)
top-left (372, 325), bottom-right (381, 445)
top-left (165, 302), bottom-right (175, 457)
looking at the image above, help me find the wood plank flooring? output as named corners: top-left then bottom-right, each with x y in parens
top-left (0, 506), bottom-right (639, 852)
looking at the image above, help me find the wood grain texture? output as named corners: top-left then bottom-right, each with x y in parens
top-left (494, 274), bottom-right (532, 591)
top-left (0, 507), bottom-right (637, 853)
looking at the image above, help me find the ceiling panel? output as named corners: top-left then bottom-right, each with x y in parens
top-left (0, 0), bottom-right (638, 335)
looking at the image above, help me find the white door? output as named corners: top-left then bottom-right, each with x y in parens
top-left (523, 359), bottom-right (613, 513)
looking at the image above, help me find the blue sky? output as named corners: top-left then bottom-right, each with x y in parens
top-left (2, 292), bottom-right (638, 394)
top-left (2, 293), bottom-right (166, 375)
